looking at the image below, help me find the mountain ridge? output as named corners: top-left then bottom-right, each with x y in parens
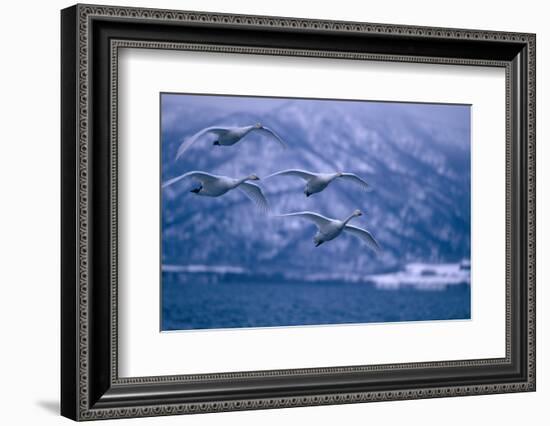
top-left (161, 95), bottom-right (471, 277)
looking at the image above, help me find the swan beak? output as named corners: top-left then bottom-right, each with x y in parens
top-left (212, 141), bottom-right (220, 146)
top-left (190, 187), bottom-right (201, 194)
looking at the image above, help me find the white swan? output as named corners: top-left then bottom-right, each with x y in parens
top-left (277, 209), bottom-right (380, 251)
top-left (265, 169), bottom-right (370, 197)
top-left (176, 123), bottom-right (287, 159)
top-left (162, 171), bottom-right (269, 212)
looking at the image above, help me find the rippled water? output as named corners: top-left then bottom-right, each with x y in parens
top-left (161, 276), bottom-right (470, 331)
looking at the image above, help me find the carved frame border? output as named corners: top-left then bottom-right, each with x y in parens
top-left (62, 3), bottom-right (535, 421)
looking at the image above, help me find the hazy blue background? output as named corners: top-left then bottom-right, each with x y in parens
top-left (160, 93), bottom-right (471, 330)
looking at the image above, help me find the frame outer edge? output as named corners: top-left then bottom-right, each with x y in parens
top-left (61, 4), bottom-right (80, 421)
top-left (67, 4), bottom-right (536, 421)
top-left (527, 33), bottom-right (536, 390)
top-left (76, 2), bottom-right (91, 420)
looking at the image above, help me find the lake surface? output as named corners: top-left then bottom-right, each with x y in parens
top-left (161, 276), bottom-right (471, 331)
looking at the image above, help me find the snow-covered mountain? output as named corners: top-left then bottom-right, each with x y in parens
top-left (160, 94), bottom-right (471, 279)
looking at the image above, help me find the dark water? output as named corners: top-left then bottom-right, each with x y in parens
top-left (161, 276), bottom-right (471, 331)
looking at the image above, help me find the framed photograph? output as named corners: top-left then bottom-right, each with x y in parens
top-left (61, 4), bottom-right (536, 421)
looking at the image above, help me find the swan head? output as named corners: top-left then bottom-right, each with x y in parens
top-left (352, 209), bottom-right (363, 217)
top-left (247, 174), bottom-right (260, 181)
top-left (313, 234), bottom-right (324, 247)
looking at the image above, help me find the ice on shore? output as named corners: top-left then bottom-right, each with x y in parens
top-left (367, 261), bottom-right (470, 290)
top-left (162, 264), bottom-right (247, 274)
top-left (162, 261), bottom-right (470, 291)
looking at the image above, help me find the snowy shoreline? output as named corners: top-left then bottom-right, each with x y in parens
top-left (162, 260), bottom-right (470, 291)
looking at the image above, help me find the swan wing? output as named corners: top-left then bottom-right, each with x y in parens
top-left (264, 169), bottom-right (316, 181)
top-left (344, 225), bottom-right (381, 252)
top-left (253, 126), bottom-right (287, 148)
top-left (238, 182), bottom-right (270, 213)
top-left (162, 171), bottom-right (219, 189)
top-left (339, 173), bottom-right (371, 191)
top-left (176, 126), bottom-right (226, 159)
top-left (276, 211), bottom-right (333, 230)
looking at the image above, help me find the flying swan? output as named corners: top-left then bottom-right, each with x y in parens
top-left (277, 209), bottom-right (380, 250)
top-left (265, 169), bottom-right (371, 197)
top-left (162, 171), bottom-right (269, 212)
top-left (175, 123), bottom-right (287, 159)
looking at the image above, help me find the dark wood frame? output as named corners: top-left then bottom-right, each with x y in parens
top-left (61, 3), bottom-right (536, 421)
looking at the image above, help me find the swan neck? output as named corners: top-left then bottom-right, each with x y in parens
top-left (343, 214), bottom-right (357, 225)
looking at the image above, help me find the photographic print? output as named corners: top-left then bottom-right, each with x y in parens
top-left (161, 93), bottom-right (471, 331)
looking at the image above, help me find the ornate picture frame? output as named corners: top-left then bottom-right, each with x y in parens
top-left (61, 4), bottom-right (535, 421)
